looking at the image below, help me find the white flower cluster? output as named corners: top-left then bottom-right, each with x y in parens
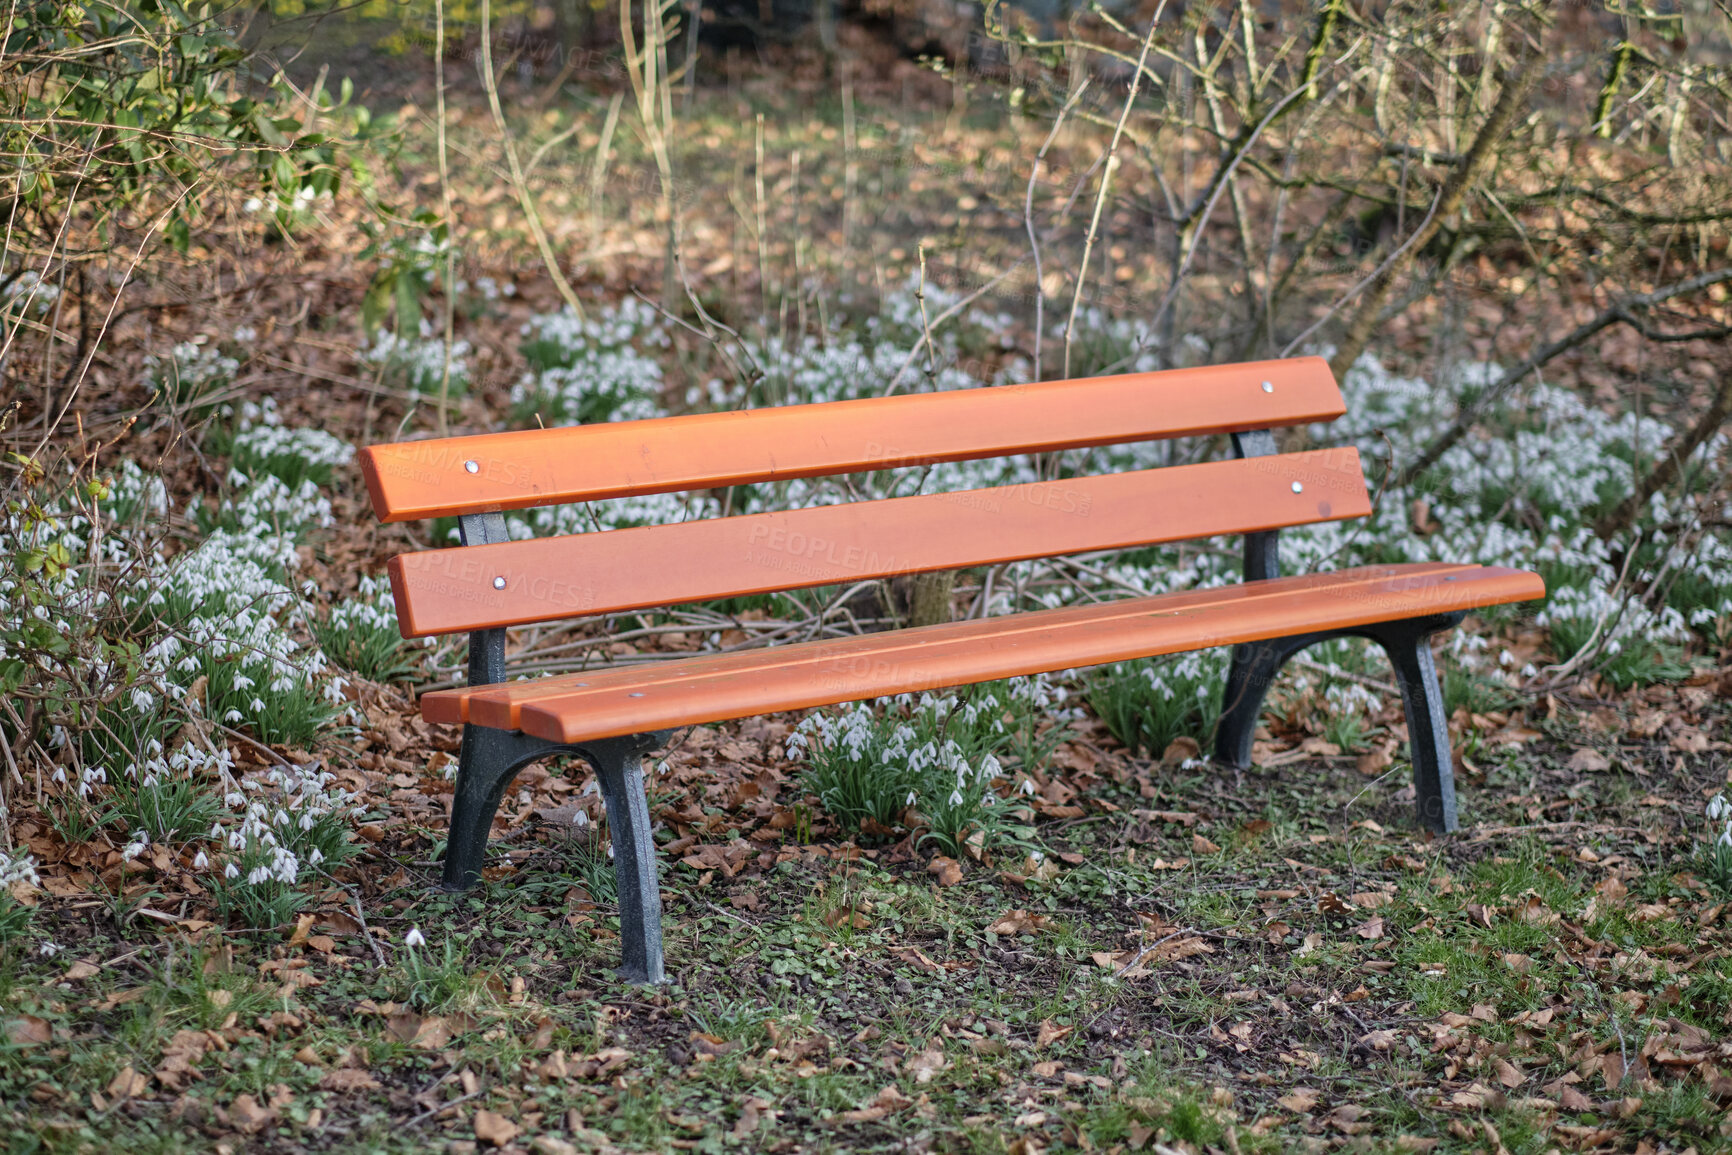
top-left (220, 761), bottom-right (353, 885)
top-left (789, 681), bottom-right (1050, 810)
top-left (6, 391), bottom-right (379, 907)
top-left (511, 301), bottom-right (668, 430)
top-left (143, 473), bottom-right (337, 721)
top-left (2, 270), bottom-right (60, 317)
top-left (325, 573), bottom-right (401, 635)
top-left (1709, 794), bottom-right (1732, 849)
top-left (231, 397), bottom-right (356, 474)
top-left (1140, 649), bottom-right (1230, 705)
top-left (1330, 357), bottom-right (1731, 661)
top-left (361, 326), bottom-right (472, 395)
top-left (0, 849), bottom-right (39, 890)
top-left (455, 276), bottom-right (516, 301)
top-left (142, 341), bottom-right (239, 397)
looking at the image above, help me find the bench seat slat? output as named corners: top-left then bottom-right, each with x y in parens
top-left (360, 357), bottom-right (1342, 522)
top-left (388, 448), bottom-right (1370, 637)
top-left (421, 563), bottom-right (1544, 745)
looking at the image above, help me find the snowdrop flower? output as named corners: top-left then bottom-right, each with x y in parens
top-left (572, 810), bottom-right (590, 828)
top-left (38, 941), bottom-right (61, 957)
top-left (1019, 778), bottom-right (1036, 796)
top-left (905, 791), bottom-right (918, 806)
top-left (192, 851), bottom-right (208, 870)
top-left (404, 927), bottom-right (426, 948)
top-left (224, 862), bottom-right (240, 879)
top-left (1708, 795), bottom-right (1730, 822)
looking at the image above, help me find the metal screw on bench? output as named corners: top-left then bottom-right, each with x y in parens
top-left (493, 576), bottom-right (506, 589)
top-left (465, 460), bottom-right (479, 473)
top-left (1261, 381), bottom-right (1274, 393)
top-left (1291, 481), bottom-right (1304, 493)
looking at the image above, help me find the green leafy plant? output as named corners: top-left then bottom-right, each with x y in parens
top-left (1089, 650), bottom-right (1227, 757)
top-left (1701, 794), bottom-right (1732, 899)
top-left (312, 575), bottom-right (422, 684)
top-left (788, 678), bottom-right (1059, 856)
top-left (0, 853), bottom-right (39, 949)
top-left (398, 928), bottom-right (476, 1011)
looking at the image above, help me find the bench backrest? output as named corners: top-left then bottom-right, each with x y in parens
top-left (362, 357), bottom-right (1369, 638)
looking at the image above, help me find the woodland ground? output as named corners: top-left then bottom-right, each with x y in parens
top-left (4, 16), bottom-right (1732, 1155)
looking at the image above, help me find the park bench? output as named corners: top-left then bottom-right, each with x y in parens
top-left (360, 355), bottom-right (1545, 983)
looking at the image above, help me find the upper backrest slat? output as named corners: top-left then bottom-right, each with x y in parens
top-left (360, 357), bottom-right (1341, 523)
top-left (387, 448), bottom-right (1369, 637)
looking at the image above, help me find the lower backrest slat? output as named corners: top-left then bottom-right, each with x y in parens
top-left (388, 448), bottom-right (1370, 637)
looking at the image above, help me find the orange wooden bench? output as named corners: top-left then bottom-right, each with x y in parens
top-left (361, 356), bottom-right (1544, 983)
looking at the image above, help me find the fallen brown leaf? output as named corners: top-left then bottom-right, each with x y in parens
top-left (474, 1109), bottom-right (520, 1147)
top-left (927, 856), bottom-right (963, 887)
top-left (904, 1048), bottom-right (946, 1084)
top-left (6, 1015), bottom-right (50, 1046)
top-left (1346, 891), bottom-right (1392, 909)
top-left (1160, 736), bottom-right (1201, 767)
top-left (987, 909), bottom-right (1051, 937)
top-left (1494, 1057), bottom-right (1526, 1088)
top-left (320, 1069), bottom-right (381, 1092)
top-left (1035, 1019), bottom-right (1072, 1047)
top-left (106, 1066), bottom-right (148, 1100)
top-left (1328, 1104), bottom-right (1370, 1134)
top-left (227, 1093), bottom-right (278, 1134)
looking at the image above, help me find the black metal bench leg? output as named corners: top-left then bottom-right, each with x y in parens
top-left (1365, 614), bottom-right (1464, 835)
top-left (1211, 613), bottom-right (1466, 834)
top-left (584, 734), bottom-right (667, 985)
top-left (442, 723), bottom-right (566, 891)
top-left (1214, 635), bottom-right (1314, 769)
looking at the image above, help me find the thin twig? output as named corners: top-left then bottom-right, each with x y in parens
top-left (479, 0), bottom-right (585, 321)
top-left (1064, 12), bottom-right (1162, 382)
top-left (432, 0), bottom-right (457, 437)
top-left (404, 1085), bottom-right (487, 1129)
top-left (1112, 929), bottom-right (1188, 980)
top-left (351, 891), bottom-right (388, 969)
top-left (884, 255), bottom-right (1030, 394)
top-left (1024, 81), bottom-right (1088, 383)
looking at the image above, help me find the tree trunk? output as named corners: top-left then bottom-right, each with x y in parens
top-left (908, 570), bottom-right (956, 627)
